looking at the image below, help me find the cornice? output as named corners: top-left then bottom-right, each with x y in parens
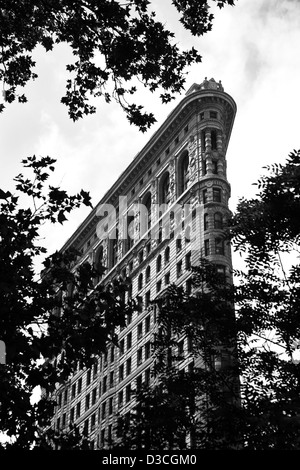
top-left (60, 88), bottom-right (236, 252)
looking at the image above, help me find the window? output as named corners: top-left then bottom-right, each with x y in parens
top-left (184, 125), bottom-right (189, 133)
top-left (174, 135), bottom-right (179, 145)
top-left (77, 378), bottom-right (82, 395)
top-left (126, 215), bottom-right (135, 252)
top-left (138, 273), bottom-right (143, 291)
top-left (93, 362), bottom-right (98, 378)
top-left (71, 383), bottom-right (76, 399)
top-left (185, 252), bottom-right (191, 270)
top-left (212, 160), bottom-right (218, 174)
top-left (86, 369), bottom-right (91, 386)
top-left (211, 130), bottom-right (217, 150)
top-left (186, 278), bottom-right (192, 295)
top-left (157, 280), bottom-right (162, 292)
top-left (164, 246), bottom-right (170, 264)
top-left (101, 429), bottom-right (105, 447)
top-left (94, 245), bottom-right (104, 284)
top-left (126, 358), bottom-right (132, 376)
top-left (156, 254), bottom-right (162, 273)
top-left (91, 413), bottom-right (96, 430)
top-left (64, 389), bottom-right (68, 403)
top-left (146, 265), bottom-right (151, 283)
top-left (178, 339), bottom-right (184, 357)
top-left (92, 387), bottom-right (97, 405)
top-left (139, 250), bottom-right (144, 264)
top-left (177, 260), bottom-right (182, 278)
top-left (102, 401), bottom-right (106, 419)
top-left (145, 315), bottom-right (151, 333)
top-left (109, 397), bottom-right (113, 415)
top-left (210, 111), bottom-right (217, 119)
top-left (145, 368), bottom-right (151, 385)
top-left (110, 346), bottom-right (115, 363)
top-left (145, 290), bottom-right (151, 308)
top-left (110, 371), bottom-right (114, 388)
top-left (126, 384), bottom-right (131, 403)
top-left (137, 375), bottom-right (142, 391)
top-left (203, 189), bottom-right (208, 204)
top-left (119, 339), bottom-right (124, 356)
top-left (109, 234), bottom-right (118, 268)
top-left (178, 151), bottom-right (189, 195)
top-left (57, 417), bottom-right (61, 430)
top-left (185, 226), bottom-right (191, 243)
top-left (176, 238), bottom-right (182, 253)
top-left (137, 322), bottom-right (143, 341)
top-left (160, 172), bottom-right (170, 205)
top-left (76, 401), bottom-right (81, 418)
top-left (214, 212), bottom-right (223, 229)
top-left (213, 187), bottom-right (221, 202)
top-left (202, 159), bottom-right (207, 175)
top-left (146, 242), bottom-right (151, 256)
top-left (127, 332), bottom-right (132, 350)
top-left (204, 239), bottom-right (210, 256)
top-left (118, 390), bottom-right (123, 409)
top-left (85, 393), bottom-right (90, 411)
top-left (215, 237), bottom-right (225, 255)
top-left (57, 393), bottom-right (62, 408)
top-left (62, 413), bottom-right (66, 428)
top-left (145, 341), bottom-right (151, 360)
top-left (200, 112), bottom-right (204, 120)
top-left (165, 272), bottom-right (170, 285)
top-left (70, 407), bottom-right (75, 423)
top-left (119, 364), bottom-right (124, 383)
top-left (137, 347), bottom-right (143, 366)
top-left (204, 213), bottom-right (209, 231)
top-left (103, 376), bottom-right (107, 393)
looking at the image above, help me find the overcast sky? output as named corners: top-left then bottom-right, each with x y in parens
top-left (1, 0), bottom-right (300, 268)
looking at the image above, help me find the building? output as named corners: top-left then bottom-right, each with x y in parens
top-left (51, 77), bottom-right (237, 448)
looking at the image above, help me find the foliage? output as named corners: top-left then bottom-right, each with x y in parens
top-left (229, 149), bottom-right (300, 449)
top-left (0, 0), bottom-right (235, 131)
top-left (116, 151), bottom-right (300, 450)
top-left (115, 260), bottom-right (240, 450)
top-left (0, 156), bottom-right (133, 448)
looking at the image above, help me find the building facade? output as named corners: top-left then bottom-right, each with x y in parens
top-left (52, 77), bottom-right (237, 448)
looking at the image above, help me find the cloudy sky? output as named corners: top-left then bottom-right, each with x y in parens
top-left (1, 0), bottom-right (300, 267)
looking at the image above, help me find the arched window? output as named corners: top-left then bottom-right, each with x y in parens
top-left (164, 246), bottom-right (170, 265)
top-left (138, 273), bottom-right (143, 291)
top-left (146, 266), bottom-right (151, 283)
top-left (178, 151), bottom-right (189, 195)
top-left (141, 192), bottom-right (152, 234)
top-left (204, 213), bottom-right (209, 231)
top-left (126, 214), bottom-right (135, 252)
top-left (214, 212), bottom-right (223, 229)
top-left (156, 254), bottom-right (162, 273)
top-left (160, 172), bottom-right (170, 205)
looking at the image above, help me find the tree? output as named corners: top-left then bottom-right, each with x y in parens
top-left (115, 260), bottom-right (240, 450)
top-left (0, 0), bottom-right (235, 131)
top-left (229, 149), bottom-right (300, 449)
top-left (115, 150), bottom-right (300, 450)
top-left (0, 156), bottom-right (134, 449)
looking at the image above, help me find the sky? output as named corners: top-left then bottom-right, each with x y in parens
top-left (1, 0), bottom-right (300, 269)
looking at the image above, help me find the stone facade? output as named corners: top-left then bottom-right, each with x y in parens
top-left (51, 78), bottom-right (237, 449)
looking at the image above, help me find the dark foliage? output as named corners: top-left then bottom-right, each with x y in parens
top-left (0, 0), bottom-right (235, 131)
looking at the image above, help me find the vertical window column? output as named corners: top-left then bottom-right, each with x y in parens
top-left (205, 129), bottom-right (211, 152)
